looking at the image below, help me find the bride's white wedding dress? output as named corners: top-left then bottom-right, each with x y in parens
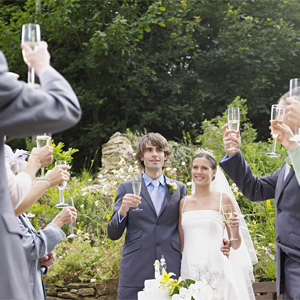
top-left (180, 194), bottom-right (240, 300)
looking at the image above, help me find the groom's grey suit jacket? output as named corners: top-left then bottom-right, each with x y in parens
top-left (107, 174), bottom-right (187, 297)
top-left (220, 151), bottom-right (300, 296)
top-left (18, 215), bottom-right (66, 300)
top-left (0, 50), bottom-right (81, 299)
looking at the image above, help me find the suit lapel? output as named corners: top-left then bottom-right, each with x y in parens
top-left (158, 176), bottom-right (172, 217)
top-left (139, 175), bottom-right (157, 215)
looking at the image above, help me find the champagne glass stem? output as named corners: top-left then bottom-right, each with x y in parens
top-left (272, 138), bottom-right (277, 154)
top-left (69, 222), bottom-right (74, 236)
top-left (41, 167), bottom-right (45, 177)
top-left (59, 189), bottom-right (64, 205)
top-left (28, 67), bottom-right (35, 84)
top-left (229, 226), bottom-right (238, 241)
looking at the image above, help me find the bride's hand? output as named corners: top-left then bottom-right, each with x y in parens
top-left (228, 212), bottom-right (240, 232)
top-left (221, 238), bottom-right (230, 258)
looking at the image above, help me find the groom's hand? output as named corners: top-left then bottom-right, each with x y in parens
top-left (221, 238), bottom-right (230, 258)
top-left (119, 194), bottom-right (141, 218)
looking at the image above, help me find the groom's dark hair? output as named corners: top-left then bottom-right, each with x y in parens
top-left (135, 132), bottom-right (173, 170)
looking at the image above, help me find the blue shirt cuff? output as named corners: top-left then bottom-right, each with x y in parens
top-left (220, 152), bottom-right (239, 163)
top-left (118, 210), bottom-right (127, 223)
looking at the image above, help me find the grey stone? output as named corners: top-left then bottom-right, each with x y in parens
top-left (58, 291), bottom-right (80, 299)
top-left (78, 288), bottom-right (95, 296)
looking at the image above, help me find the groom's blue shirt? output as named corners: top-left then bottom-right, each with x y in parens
top-left (118, 172), bottom-right (167, 223)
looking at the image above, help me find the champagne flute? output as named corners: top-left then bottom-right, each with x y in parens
top-left (35, 133), bottom-right (51, 182)
top-left (21, 23), bottom-right (41, 86)
top-left (266, 105), bottom-right (286, 158)
top-left (132, 181), bottom-right (142, 212)
top-left (289, 78), bottom-right (300, 141)
top-left (227, 107), bottom-right (240, 151)
top-left (222, 204), bottom-right (238, 241)
top-left (67, 197), bottom-right (78, 238)
top-left (55, 160), bottom-right (69, 208)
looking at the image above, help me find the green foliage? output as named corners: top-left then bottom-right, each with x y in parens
top-left (44, 233), bottom-right (124, 284)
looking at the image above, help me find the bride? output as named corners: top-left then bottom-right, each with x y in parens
top-left (178, 149), bottom-right (256, 300)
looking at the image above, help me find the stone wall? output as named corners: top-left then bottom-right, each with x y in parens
top-left (46, 279), bottom-right (118, 300)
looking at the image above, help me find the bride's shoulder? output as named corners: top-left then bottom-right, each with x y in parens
top-left (179, 195), bottom-right (188, 204)
top-left (220, 192), bottom-right (233, 205)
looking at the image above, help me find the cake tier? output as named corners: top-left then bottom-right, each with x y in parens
top-left (138, 279), bottom-right (169, 300)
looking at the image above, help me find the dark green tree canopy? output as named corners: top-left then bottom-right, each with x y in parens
top-left (1, 0), bottom-right (300, 172)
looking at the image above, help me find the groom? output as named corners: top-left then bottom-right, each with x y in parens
top-left (108, 132), bottom-right (231, 300)
top-left (219, 95), bottom-right (300, 299)
top-left (108, 132), bottom-right (187, 300)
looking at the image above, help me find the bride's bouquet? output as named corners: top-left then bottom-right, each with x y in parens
top-left (160, 269), bottom-right (220, 300)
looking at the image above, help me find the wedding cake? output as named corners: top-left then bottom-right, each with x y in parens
top-left (138, 257), bottom-right (170, 300)
top-left (137, 279), bottom-right (169, 300)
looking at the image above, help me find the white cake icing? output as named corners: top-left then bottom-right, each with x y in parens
top-left (138, 279), bottom-right (170, 300)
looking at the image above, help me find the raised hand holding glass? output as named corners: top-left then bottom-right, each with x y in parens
top-left (21, 24), bottom-right (41, 86)
top-left (67, 197), bottom-right (78, 238)
top-left (222, 204), bottom-right (238, 241)
top-left (266, 105), bottom-right (285, 158)
top-left (132, 181), bottom-right (142, 212)
top-left (227, 107), bottom-right (240, 151)
top-left (55, 160), bottom-right (69, 208)
top-left (35, 133), bottom-right (51, 182)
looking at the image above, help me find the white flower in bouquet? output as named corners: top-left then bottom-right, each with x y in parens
top-left (170, 279), bottom-right (220, 300)
top-left (161, 269), bottom-right (220, 300)
top-left (189, 281), bottom-right (219, 300)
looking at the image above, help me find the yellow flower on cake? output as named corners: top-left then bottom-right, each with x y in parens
top-left (160, 268), bottom-right (176, 284)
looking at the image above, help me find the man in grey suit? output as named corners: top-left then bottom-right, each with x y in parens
top-left (0, 41), bottom-right (81, 299)
top-left (18, 207), bottom-right (77, 300)
top-left (107, 133), bottom-right (187, 300)
top-left (219, 98), bottom-right (300, 299)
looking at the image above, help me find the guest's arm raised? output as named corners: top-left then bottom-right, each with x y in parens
top-left (15, 165), bottom-right (70, 216)
top-left (221, 124), bottom-right (241, 157)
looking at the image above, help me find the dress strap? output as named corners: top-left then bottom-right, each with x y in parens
top-left (181, 196), bottom-right (189, 215)
top-left (219, 192), bottom-right (223, 213)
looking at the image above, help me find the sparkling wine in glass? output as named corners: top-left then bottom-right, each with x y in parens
top-left (266, 105), bottom-right (285, 158)
top-left (222, 204), bottom-right (238, 241)
top-left (289, 78), bottom-right (300, 141)
top-left (132, 181), bottom-right (142, 212)
top-left (35, 133), bottom-right (51, 182)
top-left (21, 23), bottom-right (41, 86)
top-left (55, 160), bottom-right (69, 208)
top-left (67, 197), bottom-right (78, 238)
top-left (227, 107), bottom-right (240, 151)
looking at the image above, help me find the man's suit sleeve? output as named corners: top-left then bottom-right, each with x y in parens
top-left (219, 151), bottom-right (279, 201)
top-left (107, 183), bottom-right (127, 240)
top-left (0, 63), bottom-right (81, 137)
top-left (18, 218), bottom-right (66, 260)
